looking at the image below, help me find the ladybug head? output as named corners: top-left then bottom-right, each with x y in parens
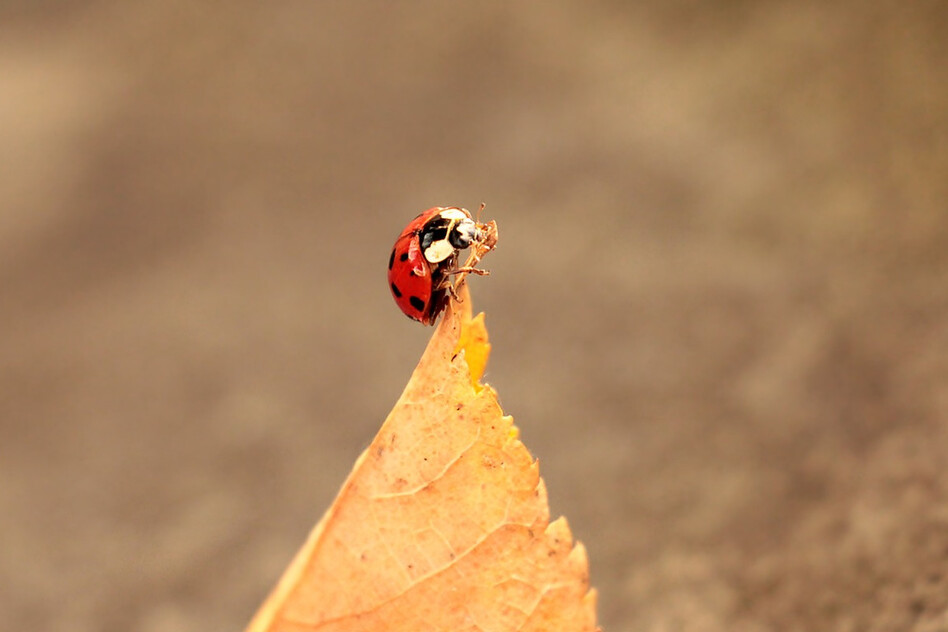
top-left (420, 208), bottom-right (478, 264)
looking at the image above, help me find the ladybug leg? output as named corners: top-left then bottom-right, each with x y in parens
top-left (432, 273), bottom-right (465, 303)
top-left (446, 265), bottom-right (490, 276)
top-left (445, 265), bottom-right (487, 305)
top-left (445, 282), bottom-right (462, 302)
top-left (444, 217), bottom-right (499, 305)
top-left (456, 220), bottom-right (499, 273)
top-left (432, 270), bottom-right (455, 292)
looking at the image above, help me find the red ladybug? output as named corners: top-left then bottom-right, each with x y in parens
top-left (387, 207), bottom-right (483, 325)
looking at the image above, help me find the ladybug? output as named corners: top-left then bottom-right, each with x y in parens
top-left (387, 207), bottom-right (488, 325)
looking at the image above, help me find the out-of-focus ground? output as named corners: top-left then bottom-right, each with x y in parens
top-left (1, 2), bottom-right (946, 630)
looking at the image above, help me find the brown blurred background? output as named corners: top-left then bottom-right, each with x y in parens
top-left (1, 2), bottom-right (946, 630)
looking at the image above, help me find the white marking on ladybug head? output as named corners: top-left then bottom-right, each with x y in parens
top-left (423, 238), bottom-right (455, 263)
top-left (437, 208), bottom-right (470, 222)
top-left (422, 208), bottom-right (477, 263)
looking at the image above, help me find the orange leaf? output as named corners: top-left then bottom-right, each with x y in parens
top-left (247, 285), bottom-right (599, 631)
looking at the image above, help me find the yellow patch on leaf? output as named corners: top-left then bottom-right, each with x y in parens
top-left (247, 285), bottom-right (599, 632)
top-left (455, 312), bottom-right (490, 388)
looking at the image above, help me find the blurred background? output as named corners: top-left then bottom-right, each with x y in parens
top-left (1, 2), bottom-right (946, 630)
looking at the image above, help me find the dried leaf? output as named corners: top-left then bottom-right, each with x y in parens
top-left (247, 285), bottom-right (598, 631)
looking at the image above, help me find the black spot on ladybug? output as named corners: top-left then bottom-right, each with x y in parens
top-left (390, 283), bottom-right (402, 298)
top-left (399, 252), bottom-right (409, 262)
top-left (388, 249), bottom-right (395, 270)
top-left (409, 296), bottom-right (426, 312)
